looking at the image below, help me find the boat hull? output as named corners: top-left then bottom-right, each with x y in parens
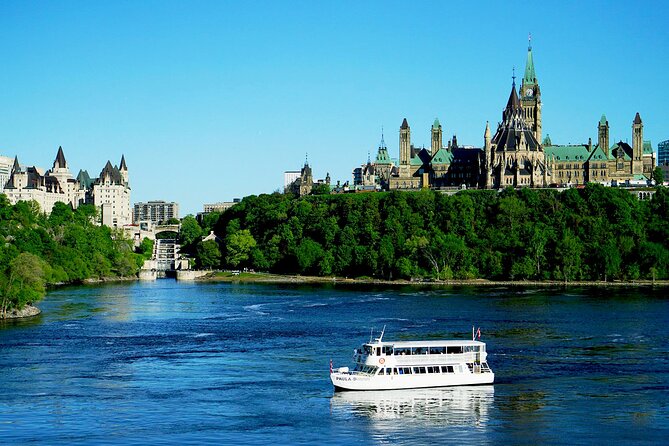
top-left (331, 371), bottom-right (494, 391)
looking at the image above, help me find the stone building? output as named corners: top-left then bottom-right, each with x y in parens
top-left (3, 147), bottom-right (131, 227)
top-left (482, 80), bottom-right (549, 188)
top-left (3, 147), bottom-right (87, 212)
top-left (545, 114), bottom-right (656, 186)
top-left (93, 156), bottom-right (131, 227)
top-left (286, 157), bottom-right (330, 196)
top-left (354, 38), bottom-right (655, 192)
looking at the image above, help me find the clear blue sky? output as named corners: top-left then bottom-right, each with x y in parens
top-left (1, 1), bottom-right (667, 215)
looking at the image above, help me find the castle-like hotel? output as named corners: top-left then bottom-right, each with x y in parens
top-left (0, 147), bottom-right (131, 227)
top-left (353, 40), bottom-right (656, 191)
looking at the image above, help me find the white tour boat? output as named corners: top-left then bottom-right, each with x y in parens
top-left (330, 328), bottom-right (494, 391)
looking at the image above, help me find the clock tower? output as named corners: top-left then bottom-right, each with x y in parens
top-left (520, 35), bottom-right (542, 144)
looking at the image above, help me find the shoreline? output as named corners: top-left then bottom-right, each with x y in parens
top-left (196, 271), bottom-right (669, 288)
top-left (1, 304), bottom-right (41, 320)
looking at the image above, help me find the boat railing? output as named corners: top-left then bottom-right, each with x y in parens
top-left (392, 352), bottom-right (478, 365)
top-left (335, 370), bottom-right (373, 377)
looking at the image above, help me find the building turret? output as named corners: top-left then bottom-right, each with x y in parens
top-left (598, 115), bottom-right (610, 158)
top-left (119, 154), bottom-right (129, 185)
top-left (632, 112), bottom-right (643, 174)
top-left (53, 146), bottom-right (67, 169)
top-left (483, 121), bottom-right (492, 187)
top-left (431, 118), bottom-right (442, 156)
top-left (399, 118), bottom-right (411, 165)
top-left (520, 35), bottom-right (542, 143)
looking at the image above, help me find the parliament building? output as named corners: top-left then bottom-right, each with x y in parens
top-left (355, 39), bottom-right (656, 191)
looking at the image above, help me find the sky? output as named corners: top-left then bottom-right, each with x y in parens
top-left (1, 0), bottom-right (668, 215)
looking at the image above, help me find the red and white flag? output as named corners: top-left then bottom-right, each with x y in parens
top-left (476, 327), bottom-right (481, 340)
top-left (329, 359), bottom-right (333, 374)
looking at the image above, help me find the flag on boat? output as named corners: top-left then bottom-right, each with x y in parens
top-left (476, 327), bottom-right (481, 340)
top-left (329, 359), bottom-right (333, 373)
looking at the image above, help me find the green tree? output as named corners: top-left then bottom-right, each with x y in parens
top-left (555, 230), bottom-right (583, 282)
top-left (225, 229), bottom-right (257, 268)
top-left (196, 239), bottom-right (221, 269)
top-left (138, 237), bottom-right (154, 259)
top-left (653, 166), bottom-right (664, 185)
top-left (311, 183), bottom-right (330, 195)
top-left (295, 238), bottom-right (324, 274)
top-left (1, 253), bottom-right (47, 318)
top-left (179, 215), bottom-right (203, 247)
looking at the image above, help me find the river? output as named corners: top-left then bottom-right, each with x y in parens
top-left (1, 280), bottom-right (667, 445)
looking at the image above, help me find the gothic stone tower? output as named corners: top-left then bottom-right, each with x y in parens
top-left (598, 115), bottom-right (610, 158)
top-left (487, 79), bottom-right (547, 188)
top-left (399, 118), bottom-right (411, 165)
top-left (482, 121), bottom-right (492, 188)
top-left (632, 112), bottom-right (643, 175)
top-left (520, 37), bottom-right (542, 144)
top-left (431, 118), bottom-right (442, 155)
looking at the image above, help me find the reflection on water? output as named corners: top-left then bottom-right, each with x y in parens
top-left (1, 282), bottom-right (667, 444)
top-left (331, 385), bottom-right (493, 427)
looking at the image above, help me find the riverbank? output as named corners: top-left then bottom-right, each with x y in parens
top-left (197, 271), bottom-right (669, 287)
top-left (1, 304), bottom-right (41, 320)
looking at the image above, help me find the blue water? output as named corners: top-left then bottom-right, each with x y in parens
top-left (1, 281), bottom-right (667, 445)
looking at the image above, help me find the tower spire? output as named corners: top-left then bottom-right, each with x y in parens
top-left (524, 35), bottom-right (537, 85)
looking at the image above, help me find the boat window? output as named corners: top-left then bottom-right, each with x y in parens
top-left (447, 346), bottom-right (463, 354)
top-left (426, 366), bottom-right (435, 373)
top-left (429, 347), bottom-right (446, 354)
top-left (419, 367), bottom-right (426, 374)
top-left (382, 346), bottom-right (393, 355)
top-left (394, 347), bottom-right (411, 356)
top-left (378, 368), bottom-right (385, 375)
top-left (375, 347), bottom-right (381, 356)
top-left (392, 368), bottom-right (398, 375)
top-left (363, 345), bottom-right (372, 355)
top-left (412, 347), bottom-right (427, 355)
top-left (400, 367), bottom-right (412, 374)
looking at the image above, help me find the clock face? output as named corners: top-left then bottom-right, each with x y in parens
top-left (525, 88), bottom-right (533, 97)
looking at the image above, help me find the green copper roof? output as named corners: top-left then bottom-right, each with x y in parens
top-left (432, 118), bottom-right (441, 129)
top-left (431, 148), bottom-right (452, 165)
top-left (599, 114), bottom-right (607, 126)
top-left (375, 148), bottom-right (393, 164)
top-left (542, 134), bottom-right (552, 146)
top-left (410, 155), bottom-right (424, 166)
top-left (643, 141), bottom-right (653, 154)
top-left (523, 45), bottom-right (537, 85)
top-left (586, 144), bottom-right (612, 161)
top-left (544, 144), bottom-right (590, 161)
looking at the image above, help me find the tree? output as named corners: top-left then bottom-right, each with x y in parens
top-left (555, 229), bottom-right (583, 282)
top-left (196, 239), bottom-right (221, 269)
top-left (311, 183), bottom-right (330, 195)
top-left (138, 237), bottom-right (154, 259)
top-left (225, 229), bottom-right (257, 268)
top-left (653, 166), bottom-right (665, 185)
top-left (295, 238), bottom-right (324, 274)
top-left (1, 253), bottom-right (47, 318)
top-left (179, 215), bottom-right (203, 247)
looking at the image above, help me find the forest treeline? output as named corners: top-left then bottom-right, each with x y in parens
top-left (207, 184), bottom-right (669, 282)
top-left (0, 196), bottom-right (150, 317)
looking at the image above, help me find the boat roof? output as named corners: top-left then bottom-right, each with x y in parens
top-left (366, 340), bottom-right (485, 348)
